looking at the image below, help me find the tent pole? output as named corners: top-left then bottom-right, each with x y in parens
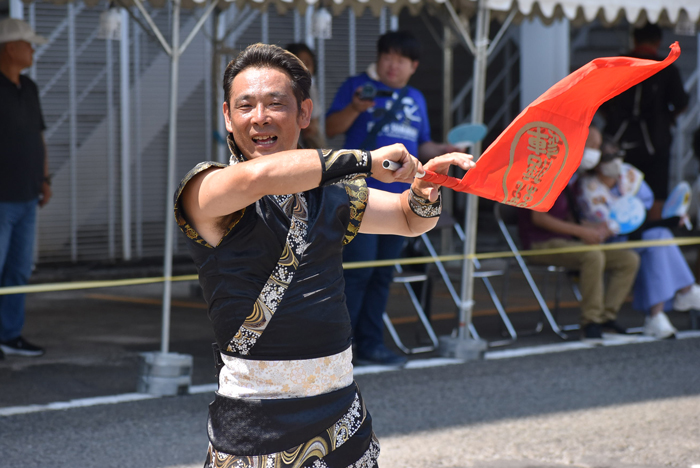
top-left (441, 25), bottom-right (454, 255)
top-left (459, 0), bottom-right (490, 348)
top-left (120, 10), bottom-right (132, 261)
top-left (161, 0), bottom-right (181, 355)
top-left (438, 0), bottom-right (488, 359)
top-left (9, 0), bottom-right (23, 20)
top-left (458, 0), bottom-right (490, 339)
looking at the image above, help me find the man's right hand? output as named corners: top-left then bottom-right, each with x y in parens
top-left (371, 144), bottom-right (422, 184)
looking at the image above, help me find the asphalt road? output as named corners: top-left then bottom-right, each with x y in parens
top-left (2, 337), bottom-right (699, 468)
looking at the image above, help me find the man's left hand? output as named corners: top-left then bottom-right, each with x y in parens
top-left (412, 152), bottom-right (475, 201)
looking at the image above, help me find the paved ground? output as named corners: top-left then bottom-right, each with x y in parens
top-left (1, 250), bottom-right (700, 468)
top-left (1, 338), bottom-right (699, 468)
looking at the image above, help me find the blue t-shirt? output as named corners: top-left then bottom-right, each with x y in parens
top-left (327, 73), bottom-right (431, 193)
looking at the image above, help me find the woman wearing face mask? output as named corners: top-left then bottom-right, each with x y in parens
top-left (518, 127), bottom-right (640, 342)
top-left (577, 134), bottom-right (700, 339)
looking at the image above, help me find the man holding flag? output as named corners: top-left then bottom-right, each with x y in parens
top-left (173, 39), bottom-right (681, 467)
top-left (174, 43), bottom-right (473, 468)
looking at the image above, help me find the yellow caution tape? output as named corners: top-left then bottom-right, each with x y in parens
top-left (2, 237), bottom-right (700, 295)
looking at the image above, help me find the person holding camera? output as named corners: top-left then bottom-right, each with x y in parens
top-left (326, 31), bottom-right (459, 367)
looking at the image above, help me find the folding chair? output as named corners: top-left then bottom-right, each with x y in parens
top-left (493, 203), bottom-right (582, 339)
top-left (382, 259), bottom-right (439, 355)
top-left (416, 214), bottom-right (518, 346)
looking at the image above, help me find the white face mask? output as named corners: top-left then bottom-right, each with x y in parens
top-left (599, 158), bottom-right (623, 178)
top-left (580, 148), bottom-right (601, 171)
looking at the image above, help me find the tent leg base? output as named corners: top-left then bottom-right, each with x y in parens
top-left (438, 335), bottom-right (487, 360)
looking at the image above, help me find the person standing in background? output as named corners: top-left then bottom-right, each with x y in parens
top-left (600, 22), bottom-right (689, 221)
top-left (286, 43), bottom-right (327, 149)
top-left (326, 31), bottom-right (461, 366)
top-left (0, 18), bottom-right (51, 359)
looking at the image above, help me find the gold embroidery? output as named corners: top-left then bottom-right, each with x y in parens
top-left (174, 161), bottom-right (245, 248)
top-left (228, 193), bottom-right (310, 355)
top-left (343, 179), bottom-right (369, 245)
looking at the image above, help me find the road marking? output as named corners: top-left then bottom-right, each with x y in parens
top-left (2, 331), bottom-right (698, 417)
top-left (0, 393), bottom-right (157, 417)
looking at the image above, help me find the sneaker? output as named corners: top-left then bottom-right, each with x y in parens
top-left (354, 345), bottom-right (407, 367)
top-left (0, 336), bottom-right (45, 357)
top-left (601, 320), bottom-right (627, 334)
top-left (582, 323), bottom-right (603, 343)
top-left (672, 284), bottom-right (700, 312)
top-left (643, 312), bottom-right (677, 339)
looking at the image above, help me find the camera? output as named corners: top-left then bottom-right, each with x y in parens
top-left (356, 83), bottom-right (394, 101)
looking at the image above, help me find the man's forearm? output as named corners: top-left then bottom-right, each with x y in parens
top-left (197, 149), bottom-right (373, 219)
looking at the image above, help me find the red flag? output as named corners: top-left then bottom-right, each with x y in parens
top-left (423, 42), bottom-right (681, 211)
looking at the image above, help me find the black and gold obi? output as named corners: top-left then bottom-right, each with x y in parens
top-left (174, 136), bottom-right (379, 468)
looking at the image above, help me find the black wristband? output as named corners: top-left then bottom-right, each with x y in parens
top-left (318, 149), bottom-right (372, 186)
top-left (408, 188), bottom-right (442, 218)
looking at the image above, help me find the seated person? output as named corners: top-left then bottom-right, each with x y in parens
top-left (577, 135), bottom-right (700, 339)
top-left (688, 127), bottom-right (700, 280)
top-left (518, 127), bottom-right (640, 341)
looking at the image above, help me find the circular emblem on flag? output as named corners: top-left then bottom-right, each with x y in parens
top-left (502, 122), bottom-right (569, 209)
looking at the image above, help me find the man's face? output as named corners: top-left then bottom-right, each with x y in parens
top-left (376, 51), bottom-right (418, 89)
top-left (223, 66), bottom-right (311, 160)
top-left (6, 40), bottom-right (34, 69)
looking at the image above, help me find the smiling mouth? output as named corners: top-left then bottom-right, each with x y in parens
top-left (252, 135), bottom-right (278, 146)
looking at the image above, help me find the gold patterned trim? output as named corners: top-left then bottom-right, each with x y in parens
top-left (174, 162), bottom-right (246, 249)
top-left (205, 391), bottom-right (374, 468)
top-left (319, 149), bottom-right (372, 186)
top-left (228, 193), bottom-right (310, 355)
top-left (343, 179), bottom-right (369, 245)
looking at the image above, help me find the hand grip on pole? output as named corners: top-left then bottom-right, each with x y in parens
top-left (381, 159), bottom-right (425, 178)
top-left (381, 160), bottom-right (465, 190)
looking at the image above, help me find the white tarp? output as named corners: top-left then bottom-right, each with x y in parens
top-left (485, 0), bottom-right (700, 26)
top-left (21, 0), bottom-right (700, 24)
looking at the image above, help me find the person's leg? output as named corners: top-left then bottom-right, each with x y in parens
top-left (342, 233), bottom-right (378, 336)
top-left (632, 228), bottom-right (694, 312)
top-left (354, 234), bottom-right (405, 353)
top-left (529, 239), bottom-right (606, 327)
top-left (632, 228), bottom-right (694, 339)
top-left (601, 249), bottom-right (640, 322)
top-left (0, 200), bottom-right (37, 342)
top-left (0, 203), bottom-right (14, 341)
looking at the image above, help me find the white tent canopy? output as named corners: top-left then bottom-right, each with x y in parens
top-left (485, 0), bottom-right (700, 25)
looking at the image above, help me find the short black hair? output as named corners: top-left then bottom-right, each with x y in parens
top-left (377, 30), bottom-right (420, 62)
top-left (223, 43), bottom-right (311, 111)
top-left (633, 23), bottom-right (662, 45)
top-left (285, 42), bottom-right (316, 75)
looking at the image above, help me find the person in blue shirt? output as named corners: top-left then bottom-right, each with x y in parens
top-left (326, 31), bottom-right (460, 366)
